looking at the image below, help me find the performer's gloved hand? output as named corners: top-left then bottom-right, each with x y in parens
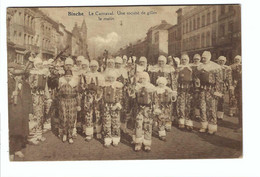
top-left (77, 106), bottom-right (81, 112)
top-left (154, 108), bottom-right (162, 115)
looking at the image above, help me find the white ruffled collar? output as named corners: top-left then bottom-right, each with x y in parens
top-left (103, 81), bottom-right (123, 88)
top-left (197, 61), bottom-right (221, 72)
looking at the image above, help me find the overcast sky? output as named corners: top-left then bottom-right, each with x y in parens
top-left (40, 6), bottom-right (182, 58)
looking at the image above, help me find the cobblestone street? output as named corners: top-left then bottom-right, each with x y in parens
top-left (14, 114), bottom-right (242, 161)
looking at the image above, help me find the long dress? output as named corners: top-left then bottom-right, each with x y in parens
top-left (8, 74), bottom-right (32, 154)
top-left (58, 76), bottom-right (80, 139)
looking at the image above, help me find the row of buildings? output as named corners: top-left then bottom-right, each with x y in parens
top-left (116, 5), bottom-right (241, 65)
top-left (7, 8), bottom-right (88, 65)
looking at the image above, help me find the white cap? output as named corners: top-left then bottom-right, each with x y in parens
top-left (139, 56), bottom-right (147, 63)
top-left (181, 54), bottom-right (190, 61)
top-left (156, 77), bottom-right (167, 86)
top-left (65, 58), bottom-right (74, 65)
top-left (107, 58), bottom-right (115, 64)
top-left (158, 55), bottom-right (167, 63)
top-left (218, 56), bottom-right (226, 62)
top-left (90, 60), bottom-right (99, 67)
top-left (115, 56), bottom-right (123, 64)
top-left (123, 55), bottom-right (127, 60)
top-left (234, 55), bottom-right (241, 62)
top-left (193, 54), bottom-right (201, 60)
top-left (202, 51), bottom-right (212, 61)
top-left (77, 55), bottom-right (85, 61)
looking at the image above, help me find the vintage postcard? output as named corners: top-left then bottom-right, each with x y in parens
top-left (6, 5), bottom-right (242, 161)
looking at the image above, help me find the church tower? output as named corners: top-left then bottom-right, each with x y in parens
top-left (81, 19), bottom-right (88, 59)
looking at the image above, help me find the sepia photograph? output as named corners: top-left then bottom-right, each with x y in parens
top-left (6, 5), bottom-right (242, 161)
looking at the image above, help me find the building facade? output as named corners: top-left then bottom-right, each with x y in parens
top-left (215, 5), bottom-right (241, 65)
top-left (146, 20), bottom-right (173, 64)
top-left (7, 8), bottom-right (88, 64)
top-left (7, 8), bottom-right (39, 64)
top-left (115, 5), bottom-right (241, 65)
top-left (180, 6), bottom-right (219, 62)
top-left (173, 5), bottom-right (241, 63)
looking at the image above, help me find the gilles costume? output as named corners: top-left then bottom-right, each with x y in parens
top-left (114, 56), bottom-right (131, 133)
top-left (148, 55), bottom-right (178, 131)
top-left (197, 51), bottom-right (222, 134)
top-left (216, 56), bottom-right (233, 119)
top-left (76, 58), bottom-right (90, 133)
top-left (132, 72), bottom-right (156, 152)
top-left (230, 55), bottom-right (242, 117)
top-left (190, 54), bottom-right (202, 119)
top-left (47, 59), bottom-right (65, 133)
top-left (176, 54), bottom-right (194, 130)
top-left (82, 60), bottom-right (104, 141)
top-left (154, 77), bottom-right (177, 140)
top-left (230, 55), bottom-right (242, 129)
top-left (101, 70), bottom-right (123, 147)
top-left (28, 57), bottom-right (50, 144)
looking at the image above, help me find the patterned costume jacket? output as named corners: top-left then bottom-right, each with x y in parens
top-left (132, 82), bottom-right (156, 146)
top-left (28, 68), bottom-right (50, 141)
top-left (101, 81), bottom-right (123, 144)
top-left (190, 63), bottom-right (202, 118)
top-left (197, 61), bottom-right (222, 128)
top-left (154, 86), bottom-right (176, 135)
top-left (219, 65), bottom-right (233, 93)
top-left (148, 64), bottom-right (177, 90)
top-left (229, 63), bottom-right (242, 114)
top-left (81, 72), bottom-right (104, 136)
top-left (176, 64), bottom-right (194, 126)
